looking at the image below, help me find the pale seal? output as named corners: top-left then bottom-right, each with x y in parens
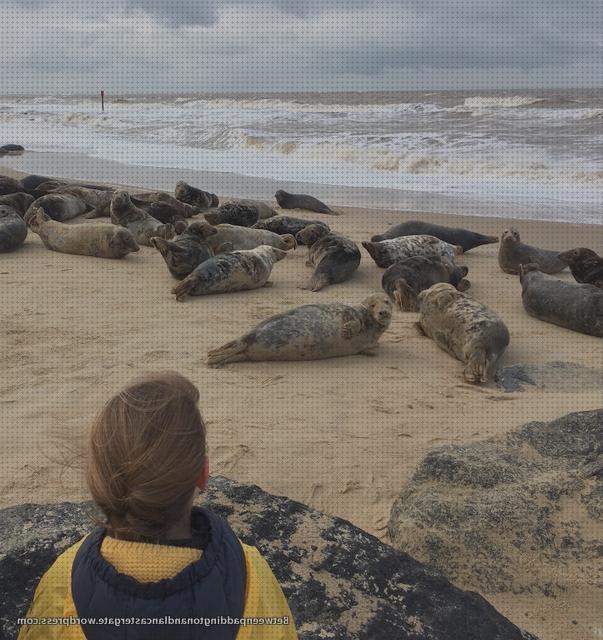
top-left (204, 202), bottom-right (259, 227)
top-left (417, 283), bottom-right (510, 383)
top-left (498, 228), bottom-right (566, 275)
top-left (205, 224), bottom-right (296, 253)
top-left (0, 205), bottom-right (27, 252)
top-left (0, 176), bottom-right (23, 196)
top-left (382, 256), bottom-right (470, 312)
top-left (519, 264), bottom-right (603, 337)
top-left (296, 224), bottom-right (361, 291)
top-left (275, 190), bottom-right (336, 215)
top-left (254, 216), bottom-right (330, 243)
top-left (151, 221), bottom-right (217, 280)
top-left (172, 245), bottom-right (287, 301)
top-left (26, 207), bottom-right (139, 259)
top-left (174, 181), bottom-right (216, 210)
top-left (371, 220), bottom-right (498, 252)
top-left (0, 192), bottom-right (35, 217)
top-left (558, 248), bottom-right (603, 288)
top-left (110, 191), bottom-right (174, 246)
top-left (207, 293), bottom-right (392, 365)
top-left (26, 193), bottom-right (88, 222)
top-left (363, 235), bottom-right (462, 268)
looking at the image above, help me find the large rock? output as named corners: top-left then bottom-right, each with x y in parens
top-left (389, 409), bottom-right (603, 596)
top-left (0, 476), bottom-right (535, 640)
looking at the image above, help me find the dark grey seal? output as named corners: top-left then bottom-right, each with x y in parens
top-left (0, 192), bottom-right (35, 217)
top-left (558, 248), bottom-right (603, 288)
top-left (498, 228), bottom-right (566, 275)
top-left (26, 193), bottom-right (87, 222)
top-left (151, 221), bottom-right (217, 280)
top-left (207, 293), bottom-right (392, 365)
top-left (174, 181), bottom-right (216, 210)
top-left (382, 256), bottom-right (470, 311)
top-left (275, 190), bottom-right (337, 215)
top-left (204, 202), bottom-right (259, 227)
top-left (254, 216), bottom-right (330, 243)
top-left (110, 191), bottom-right (174, 246)
top-left (0, 205), bottom-right (27, 252)
top-left (0, 144), bottom-right (25, 155)
top-left (520, 263), bottom-right (603, 337)
top-left (371, 220), bottom-right (498, 252)
top-left (0, 176), bottom-right (23, 196)
top-left (296, 224), bottom-right (361, 291)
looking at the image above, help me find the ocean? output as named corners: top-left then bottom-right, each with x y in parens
top-left (1, 89), bottom-right (602, 223)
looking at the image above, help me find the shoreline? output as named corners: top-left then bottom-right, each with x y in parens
top-left (2, 164), bottom-right (603, 640)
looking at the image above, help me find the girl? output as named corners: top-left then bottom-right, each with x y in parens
top-left (19, 372), bottom-right (296, 640)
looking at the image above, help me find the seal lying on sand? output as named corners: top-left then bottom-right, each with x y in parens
top-left (363, 235), bottom-right (462, 268)
top-left (26, 207), bottom-right (139, 259)
top-left (0, 144), bottom-right (25, 155)
top-left (172, 245), bottom-right (286, 301)
top-left (371, 220), bottom-right (498, 252)
top-left (498, 228), bottom-right (566, 275)
top-left (0, 176), bottom-right (24, 196)
top-left (110, 191), bottom-right (174, 246)
top-left (254, 216), bottom-right (330, 243)
top-left (275, 190), bottom-right (336, 215)
top-left (48, 186), bottom-right (114, 219)
top-left (151, 221), bottom-right (217, 279)
top-left (0, 192), bottom-right (35, 216)
top-left (417, 283), bottom-right (510, 383)
top-left (559, 248), bottom-right (603, 288)
top-left (296, 224), bottom-right (361, 291)
top-left (382, 256), bottom-right (470, 312)
top-left (131, 191), bottom-right (198, 222)
top-left (204, 202), bottom-right (259, 227)
top-left (174, 181), bottom-right (216, 210)
top-left (26, 193), bottom-right (87, 222)
top-left (519, 263), bottom-right (603, 337)
top-left (224, 198), bottom-right (277, 219)
top-left (206, 224), bottom-right (296, 253)
top-left (0, 205), bottom-right (27, 252)
top-left (207, 293), bottom-right (392, 365)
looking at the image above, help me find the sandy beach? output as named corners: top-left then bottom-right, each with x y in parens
top-left (2, 163), bottom-right (602, 640)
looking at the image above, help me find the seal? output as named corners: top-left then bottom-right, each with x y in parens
top-left (254, 216), bottom-right (330, 243)
top-left (275, 190), bottom-right (336, 215)
top-left (110, 190), bottom-right (175, 246)
top-left (382, 255), bottom-right (470, 311)
top-left (205, 224), bottom-right (296, 253)
top-left (172, 245), bottom-right (287, 301)
top-left (0, 205), bottom-right (27, 252)
top-left (519, 263), bottom-right (603, 337)
top-left (20, 175), bottom-right (112, 195)
top-left (224, 198), bottom-right (277, 219)
top-left (296, 224), bottom-right (361, 291)
top-left (0, 192), bottom-right (35, 217)
top-left (0, 144), bottom-right (25, 155)
top-left (174, 181), bottom-right (216, 210)
top-left (0, 175), bottom-right (23, 196)
top-left (49, 185), bottom-right (114, 219)
top-left (371, 220), bottom-right (498, 252)
top-left (26, 193), bottom-right (88, 222)
top-left (417, 283), bottom-right (510, 383)
top-left (204, 202), bottom-right (259, 227)
top-left (151, 221), bottom-right (217, 280)
top-left (558, 248), bottom-right (603, 288)
top-left (131, 191), bottom-right (198, 221)
top-left (498, 228), bottom-right (566, 275)
top-left (207, 293), bottom-right (392, 365)
top-left (362, 235), bottom-right (462, 268)
top-left (26, 206), bottom-right (139, 259)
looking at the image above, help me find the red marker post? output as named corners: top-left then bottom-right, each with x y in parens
top-left (101, 90), bottom-right (105, 112)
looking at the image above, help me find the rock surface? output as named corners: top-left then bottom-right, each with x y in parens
top-left (0, 476), bottom-right (536, 640)
top-left (389, 409), bottom-right (602, 597)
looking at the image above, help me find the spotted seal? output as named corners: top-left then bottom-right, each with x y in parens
top-left (296, 224), bottom-right (361, 291)
top-left (498, 228), bottom-right (566, 275)
top-left (205, 224), bottom-right (296, 253)
top-left (174, 181), bottom-right (216, 210)
top-left (519, 263), bottom-right (603, 337)
top-left (371, 220), bottom-right (498, 252)
top-left (382, 256), bottom-right (470, 311)
top-left (110, 191), bottom-right (174, 246)
top-left (558, 248), bottom-right (603, 288)
top-left (151, 221), bottom-right (217, 279)
top-left (363, 235), bottom-right (462, 269)
top-left (0, 205), bottom-right (27, 252)
top-left (26, 207), bottom-right (139, 259)
top-left (207, 293), bottom-right (392, 365)
top-left (224, 198), bottom-right (277, 219)
top-left (275, 190), bottom-right (337, 215)
top-left (0, 175), bottom-right (24, 196)
top-left (417, 283), bottom-right (510, 383)
top-left (172, 245), bottom-right (287, 301)
top-left (254, 216), bottom-right (329, 243)
top-left (204, 202), bottom-right (259, 227)
top-left (0, 192), bottom-right (35, 217)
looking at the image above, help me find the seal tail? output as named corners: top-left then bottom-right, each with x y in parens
top-left (207, 339), bottom-right (248, 366)
top-left (171, 275), bottom-right (197, 302)
top-left (393, 280), bottom-right (418, 312)
top-left (463, 349), bottom-right (496, 384)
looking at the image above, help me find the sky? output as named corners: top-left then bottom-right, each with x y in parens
top-left (1, 0), bottom-right (602, 93)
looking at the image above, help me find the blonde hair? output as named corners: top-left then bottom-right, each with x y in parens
top-left (87, 372), bottom-right (206, 542)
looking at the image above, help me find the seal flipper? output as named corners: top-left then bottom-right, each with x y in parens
top-left (207, 339), bottom-right (249, 366)
top-left (172, 273), bottom-right (200, 302)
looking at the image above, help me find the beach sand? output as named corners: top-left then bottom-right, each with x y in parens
top-left (2, 164), bottom-right (602, 640)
